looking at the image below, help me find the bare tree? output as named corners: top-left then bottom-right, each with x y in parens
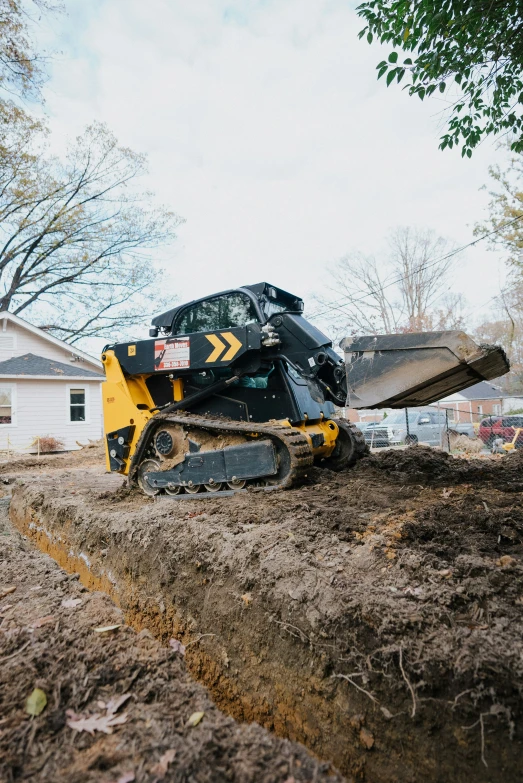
top-left (472, 140), bottom-right (523, 391)
top-left (321, 252), bottom-right (403, 336)
top-left (316, 227), bottom-right (461, 338)
top-left (389, 227), bottom-right (457, 331)
top-left (427, 292), bottom-right (467, 331)
top-left (474, 280), bottom-right (523, 393)
top-left (0, 121), bottom-right (182, 343)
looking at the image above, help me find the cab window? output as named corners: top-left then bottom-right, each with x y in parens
top-left (175, 293), bottom-right (259, 335)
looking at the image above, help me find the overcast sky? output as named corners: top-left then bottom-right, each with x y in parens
top-left (38, 0), bottom-right (509, 339)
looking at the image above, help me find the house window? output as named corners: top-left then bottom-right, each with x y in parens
top-left (477, 405), bottom-right (483, 415)
top-left (0, 385), bottom-right (13, 424)
top-left (70, 388), bottom-right (86, 422)
top-left (493, 403), bottom-right (501, 416)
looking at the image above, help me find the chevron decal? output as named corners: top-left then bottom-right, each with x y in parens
top-left (205, 333), bottom-right (225, 363)
top-left (220, 332), bottom-right (242, 361)
top-left (204, 332), bottom-right (243, 363)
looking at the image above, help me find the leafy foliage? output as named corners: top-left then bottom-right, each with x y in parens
top-left (475, 141), bottom-right (523, 265)
top-left (357, 0), bottom-right (523, 155)
top-left (0, 0), bottom-right (60, 101)
top-left (472, 142), bottom-right (523, 392)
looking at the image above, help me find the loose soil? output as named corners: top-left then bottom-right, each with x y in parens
top-left (0, 496), bottom-right (340, 783)
top-left (6, 445), bottom-right (523, 782)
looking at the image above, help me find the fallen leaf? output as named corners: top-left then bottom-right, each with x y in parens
top-left (186, 711), bottom-right (204, 727)
top-left (106, 693), bottom-right (131, 715)
top-left (25, 688), bottom-right (47, 716)
top-left (496, 555), bottom-right (516, 568)
top-left (0, 586), bottom-right (16, 600)
top-left (169, 638), bottom-right (186, 656)
top-left (241, 593), bottom-right (252, 606)
top-left (441, 488), bottom-right (453, 498)
top-left (29, 586), bottom-right (43, 591)
top-left (31, 615), bottom-right (55, 628)
top-left (403, 586), bottom-right (423, 597)
top-left (359, 727), bottom-right (374, 749)
top-left (61, 598), bottom-right (82, 608)
top-left (66, 691), bottom-right (130, 735)
top-left (0, 603), bottom-right (13, 614)
top-left (66, 709), bottom-right (128, 735)
top-left (349, 714), bottom-right (364, 730)
top-left (380, 706), bottom-right (393, 720)
top-left (115, 774), bottom-right (135, 783)
top-left (151, 749), bottom-right (176, 777)
top-left (93, 624), bottom-right (121, 633)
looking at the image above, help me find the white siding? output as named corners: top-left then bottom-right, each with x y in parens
top-left (0, 379), bottom-right (103, 453)
top-left (0, 319), bottom-right (100, 370)
top-left (503, 396), bottom-right (523, 413)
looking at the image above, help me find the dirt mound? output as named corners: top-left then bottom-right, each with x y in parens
top-left (9, 449), bottom-right (523, 782)
top-left (361, 445), bottom-right (523, 490)
top-left (0, 499), bottom-right (339, 783)
top-left (0, 440), bottom-right (104, 477)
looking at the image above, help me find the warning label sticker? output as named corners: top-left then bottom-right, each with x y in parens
top-left (154, 338), bottom-right (190, 370)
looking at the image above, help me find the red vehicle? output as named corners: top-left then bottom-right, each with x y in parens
top-left (478, 415), bottom-right (523, 447)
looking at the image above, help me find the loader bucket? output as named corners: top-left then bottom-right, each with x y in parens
top-left (340, 331), bottom-right (509, 410)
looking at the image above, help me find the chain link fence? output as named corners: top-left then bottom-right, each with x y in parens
top-left (354, 406), bottom-right (523, 454)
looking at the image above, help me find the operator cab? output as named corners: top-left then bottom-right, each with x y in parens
top-left (149, 282), bottom-right (304, 338)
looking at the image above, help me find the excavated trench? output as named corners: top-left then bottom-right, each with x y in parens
top-left (7, 447), bottom-right (523, 782)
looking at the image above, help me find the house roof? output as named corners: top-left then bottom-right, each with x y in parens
top-left (0, 353), bottom-right (104, 379)
top-left (446, 380), bottom-right (505, 401)
top-left (0, 311), bottom-right (103, 370)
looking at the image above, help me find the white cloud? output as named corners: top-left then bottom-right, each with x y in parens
top-left (40, 0), bottom-right (508, 341)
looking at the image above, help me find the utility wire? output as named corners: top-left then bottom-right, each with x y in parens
top-left (309, 213), bottom-right (523, 322)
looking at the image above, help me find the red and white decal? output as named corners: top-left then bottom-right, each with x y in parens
top-left (154, 338), bottom-right (190, 370)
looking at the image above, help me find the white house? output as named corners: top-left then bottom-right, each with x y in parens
top-left (0, 312), bottom-right (104, 453)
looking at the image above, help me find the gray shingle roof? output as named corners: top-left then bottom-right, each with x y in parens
top-left (0, 353), bottom-right (104, 379)
top-left (456, 381), bottom-right (505, 400)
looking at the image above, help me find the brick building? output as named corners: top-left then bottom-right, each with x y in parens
top-left (438, 381), bottom-right (517, 425)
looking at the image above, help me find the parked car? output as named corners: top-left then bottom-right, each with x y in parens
top-left (361, 421), bottom-right (391, 447)
top-left (479, 415), bottom-right (523, 447)
top-left (389, 408), bottom-right (452, 446)
top-left (361, 408), bottom-right (474, 448)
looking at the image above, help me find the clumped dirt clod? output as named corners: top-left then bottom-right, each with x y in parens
top-left (0, 499), bottom-right (340, 783)
top-left (7, 445), bottom-right (523, 782)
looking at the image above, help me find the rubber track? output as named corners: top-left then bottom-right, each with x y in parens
top-left (129, 411), bottom-right (314, 492)
top-left (344, 419), bottom-right (370, 462)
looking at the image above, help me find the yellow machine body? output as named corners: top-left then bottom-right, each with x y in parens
top-left (102, 350), bottom-right (338, 475)
top-left (502, 427), bottom-right (523, 453)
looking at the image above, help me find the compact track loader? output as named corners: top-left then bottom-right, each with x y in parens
top-left (102, 282), bottom-right (509, 497)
